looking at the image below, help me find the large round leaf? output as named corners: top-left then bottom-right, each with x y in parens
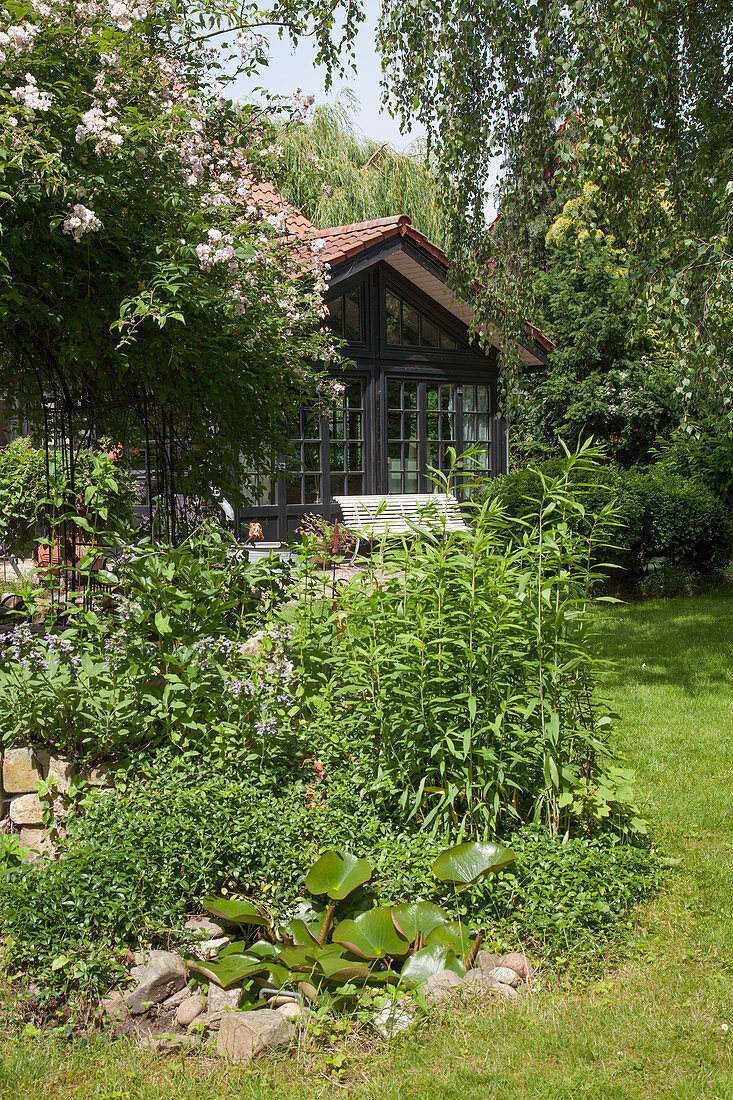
top-left (399, 945), bottom-right (465, 987)
top-left (305, 850), bottom-right (373, 900)
top-left (186, 953), bottom-right (267, 989)
top-left (391, 902), bottom-right (448, 942)
top-left (316, 954), bottom-right (372, 982)
top-left (424, 921), bottom-right (475, 955)
top-left (202, 896), bottom-right (270, 926)
top-left (283, 918), bottom-right (320, 947)
top-left (431, 842), bottom-right (516, 885)
top-left (332, 907), bottom-right (409, 959)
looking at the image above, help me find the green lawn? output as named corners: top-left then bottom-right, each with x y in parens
top-left (2, 592), bottom-right (733, 1099)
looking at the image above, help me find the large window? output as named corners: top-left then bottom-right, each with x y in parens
top-left (328, 380), bottom-right (365, 496)
top-left (286, 406), bottom-right (323, 505)
top-left (387, 379), bottom-right (419, 492)
top-left (462, 383), bottom-right (491, 477)
top-left (327, 286), bottom-right (364, 342)
top-left (284, 382), bottom-right (366, 505)
top-left (385, 288), bottom-right (458, 349)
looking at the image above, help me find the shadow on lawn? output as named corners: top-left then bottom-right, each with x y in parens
top-left (599, 591), bottom-right (733, 697)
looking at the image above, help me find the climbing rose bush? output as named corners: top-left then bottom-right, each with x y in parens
top-left (0, 0), bottom-right (352, 501)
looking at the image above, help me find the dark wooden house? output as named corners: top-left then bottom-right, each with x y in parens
top-left (238, 184), bottom-right (552, 542)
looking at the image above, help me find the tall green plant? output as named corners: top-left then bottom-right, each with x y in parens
top-left (289, 442), bottom-right (625, 838)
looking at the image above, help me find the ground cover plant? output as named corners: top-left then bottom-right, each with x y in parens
top-left (1, 592), bottom-right (729, 1098)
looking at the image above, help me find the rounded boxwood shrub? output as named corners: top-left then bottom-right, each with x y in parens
top-left (478, 461), bottom-right (732, 586)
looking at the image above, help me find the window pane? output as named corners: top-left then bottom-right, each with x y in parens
top-left (386, 291), bottom-right (401, 344)
top-left (346, 473), bottom-right (363, 494)
top-left (477, 385), bottom-right (490, 413)
top-left (304, 475), bottom-right (321, 504)
top-left (402, 303), bottom-right (419, 345)
top-left (388, 469), bottom-right (402, 493)
top-left (403, 382), bottom-right (418, 409)
top-left (404, 470), bottom-right (419, 492)
top-left (421, 318), bottom-right (439, 347)
top-left (440, 330), bottom-right (457, 350)
top-left (388, 411), bottom-right (402, 438)
top-left (330, 443), bottom-right (346, 471)
top-left (327, 297), bottom-right (344, 338)
top-left (347, 441), bottom-right (362, 470)
top-left (344, 287), bottom-right (363, 342)
top-left (346, 380), bottom-right (363, 409)
top-left (388, 379), bottom-right (402, 408)
top-left (303, 442), bottom-right (320, 470)
top-left (330, 474), bottom-right (345, 496)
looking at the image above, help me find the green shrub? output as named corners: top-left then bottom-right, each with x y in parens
top-left (478, 460), bottom-right (733, 585)
top-left (0, 762), bottom-right (665, 1001)
top-left (0, 530), bottom-right (293, 760)
top-left (0, 437), bottom-right (139, 557)
top-left (281, 443), bottom-right (636, 840)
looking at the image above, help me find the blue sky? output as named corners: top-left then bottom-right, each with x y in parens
top-left (230, 0), bottom-right (501, 217)
top-left (230, 0), bottom-right (423, 150)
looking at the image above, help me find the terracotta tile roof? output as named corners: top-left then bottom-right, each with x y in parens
top-left (248, 181), bottom-right (554, 355)
top-left (246, 179), bottom-right (318, 237)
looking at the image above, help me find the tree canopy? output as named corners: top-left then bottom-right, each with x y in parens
top-left (273, 94), bottom-right (449, 247)
top-left (376, 0), bottom-right (733, 427)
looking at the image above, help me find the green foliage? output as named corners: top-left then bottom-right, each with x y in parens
top-left (274, 95), bottom-right (449, 247)
top-left (0, 761), bottom-right (664, 1002)
top-left (0, 438), bottom-right (138, 557)
top-left (479, 461), bottom-right (733, 587)
top-left (287, 443), bottom-right (631, 838)
top-left (512, 238), bottom-right (679, 467)
top-left (0, 530), bottom-right (293, 759)
top-left (655, 428), bottom-right (733, 512)
top-left (0, 0), bottom-right (346, 506)
top-left (377, 0), bottom-right (733, 434)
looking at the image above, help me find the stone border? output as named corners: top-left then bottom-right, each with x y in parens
top-left (1, 745), bottom-right (113, 855)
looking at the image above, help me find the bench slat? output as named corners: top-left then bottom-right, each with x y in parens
top-left (334, 493), bottom-right (467, 537)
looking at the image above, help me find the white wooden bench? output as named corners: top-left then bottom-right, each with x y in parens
top-left (333, 493), bottom-right (467, 540)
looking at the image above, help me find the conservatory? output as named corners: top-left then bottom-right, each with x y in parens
top-left (237, 188), bottom-right (552, 542)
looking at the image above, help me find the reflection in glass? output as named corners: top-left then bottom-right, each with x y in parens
top-left (386, 290), bottom-right (401, 344)
top-left (402, 303), bottom-right (419, 345)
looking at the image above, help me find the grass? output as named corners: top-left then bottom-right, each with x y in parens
top-left (2, 592), bottom-right (733, 1098)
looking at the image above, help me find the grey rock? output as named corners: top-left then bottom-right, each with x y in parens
top-left (194, 934), bottom-right (232, 960)
top-left (125, 950), bottom-right (187, 1015)
top-left (462, 969), bottom-right (519, 1000)
top-left (3, 748), bottom-right (48, 795)
top-left (217, 1008), bottom-right (295, 1063)
top-left (100, 990), bottom-right (131, 1021)
top-left (484, 966), bottom-right (522, 988)
top-left (10, 793), bottom-right (43, 826)
top-left (48, 756), bottom-right (74, 794)
top-left (474, 950), bottom-right (503, 974)
top-left (184, 915), bottom-right (227, 938)
top-left (276, 1002), bottom-right (307, 1023)
top-left (423, 969), bottom-right (464, 1006)
top-left (86, 764), bottom-right (112, 787)
top-left (498, 951), bottom-right (534, 980)
top-left (372, 998), bottom-right (416, 1039)
top-left (162, 985), bottom-right (192, 1009)
top-left (18, 825), bottom-right (54, 857)
top-left (176, 992), bottom-right (207, 1027)
top-left (199, 983), bottom-right (243, 1030)
top-left (238, 630), bottom-right (266, 658)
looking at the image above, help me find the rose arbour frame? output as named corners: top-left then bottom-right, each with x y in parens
top-left (236, 202), bottom-right (552, 542)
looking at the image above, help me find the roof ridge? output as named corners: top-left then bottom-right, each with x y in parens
top-left (311, 214), bottom-right (410, 237)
